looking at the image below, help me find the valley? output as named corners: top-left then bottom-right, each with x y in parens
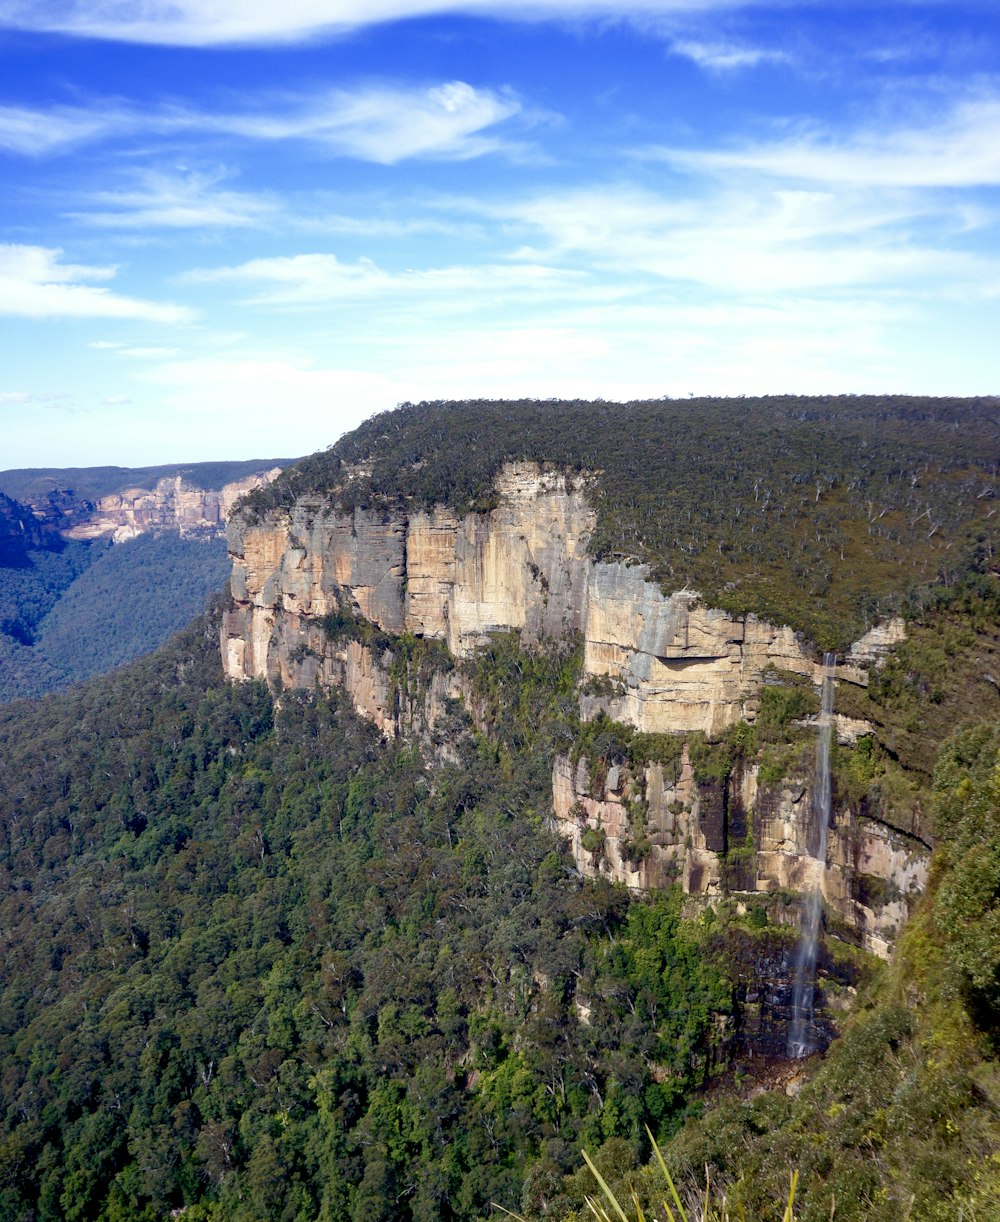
top-left (0, 397), bottom-right (998, 1220)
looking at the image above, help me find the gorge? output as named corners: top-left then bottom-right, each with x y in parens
top-left (222, 459), bottom-right (927, 967)
top-left (1, 396), bottom-right (999, 1222)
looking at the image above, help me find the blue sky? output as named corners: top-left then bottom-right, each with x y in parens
top-left (1, 1), bottom-right (998, 468)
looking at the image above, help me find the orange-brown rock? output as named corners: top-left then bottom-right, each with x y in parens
top-left (66, 470), bottom-right (282, 543)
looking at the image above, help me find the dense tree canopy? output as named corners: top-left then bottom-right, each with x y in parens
top-left (244, 396), bottom-right (1000, 649)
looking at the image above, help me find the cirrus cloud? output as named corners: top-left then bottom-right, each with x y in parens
top-left (0, 81), bottom-right (525, 165)
top-left (643, 95), bottom-right (1000, 188)
top-left (0, 1), bottom-right (800, 47)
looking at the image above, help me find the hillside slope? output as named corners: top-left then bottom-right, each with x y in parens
top-left (1, 399), bottom-right (999, 1220)
top-left (0, 459), bottom-right (285, 701)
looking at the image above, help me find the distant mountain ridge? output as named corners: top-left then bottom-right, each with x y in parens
top-left (0, 457), bottom-right (289, 701)
top-left (0, 457), bottom-right (299, 504)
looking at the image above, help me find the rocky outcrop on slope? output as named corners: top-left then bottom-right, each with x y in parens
top-left (0, 492), bottom-right (53, 563)
top-left (64, 470), bottom-right (282, 543)
top-left (224, 463), bottom-right (895, 731)
top-left (222, 461), bottom-right (923, 957)
top-left (549, 746), bottom-right (928, 959)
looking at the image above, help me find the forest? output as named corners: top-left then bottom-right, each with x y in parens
top-left (0, 530), bottom-right (230, 701)
top-left (1, 397), bottom-right (999, 1220)
top-left (243, 395), bottom-right (1000, 650)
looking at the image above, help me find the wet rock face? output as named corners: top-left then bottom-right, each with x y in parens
top-left (716, 928), bottom-right (845, 1058)
top-left (550, 750), bottom-right (930, 961)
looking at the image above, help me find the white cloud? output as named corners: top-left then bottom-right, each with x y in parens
top-left (669, 39), bottom-right (790, 70)
top-left (217, 81), bottom-right (524, 163)
top-left (183, 251), bottom-right (577, 305)
top-left (72, 169), bottom-right (278, 229)
top-left (486, 181), bottom-right (1000, 297)
top-left (102, 394), bottom-right (132, 404)
top-left (0, 244), bottom-right (193, 322)
top-left (136, 355), bottom-right (396, 451)
top-left (0, 103), bottom-right (126, 155)
top-left (0, 82), bottom-right (525, 164)
top-left (0, 1), bottom-right (783, 46)
top-left (647, 95), bottom-right (1000, 188)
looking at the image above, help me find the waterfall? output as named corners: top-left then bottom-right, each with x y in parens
top-left (787, 651), bottom-right (836, 1059)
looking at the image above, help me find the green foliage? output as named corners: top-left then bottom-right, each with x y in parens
top-left (36, 533), bottom-right (231, 686)
top-left (575, 717), bottom-right (1000, 1222)
top-left (628, 733), bottom-right (686, 772)
top-left (0, 615), bottom-right (735, 1222)
top-left (859, 576), bottom-right (1000, 778)
top-left (242, 396), bottom-right (1000, 650)
top-left (0, 458), bottom-right (295, 503)
top-left (755, 678), bottom-right (819, 744)
top-left (1, 533), bottom-right (231, 702)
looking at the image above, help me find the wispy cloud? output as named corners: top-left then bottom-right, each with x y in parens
top-left (0, 102), bottom-right (128, 155)
top-left (644, 94), bottom-right (1000, 188)
top-left (0, 81), bottom-right (526, 164)
top-left (89, 341), bottom-right (181, 358)
top-left (216, 81), bottom-right (525, 163)
top-left (0, 2), bottom-right (778, 47)
top-left (182, 250), bottom-right (578, 306)
top-left (669, 38), bottom-right (791, 70)
top-left (71, 169), bottom-right (278, 229)
top-left (477, 180), bottom-right (1000, 297)
top-left (0, 244), bottom-right (193, 321)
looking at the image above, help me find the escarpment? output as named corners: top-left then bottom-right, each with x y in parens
top-left (223, 461), bottom-right (925, 958)
top-left (63, 469), bottom-right (283, 542)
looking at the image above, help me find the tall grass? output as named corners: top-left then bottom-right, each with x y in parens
top-left (495, 1127), bottom-right (800, 1222)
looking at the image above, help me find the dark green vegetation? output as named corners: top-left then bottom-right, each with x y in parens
top-left (0, 612), bottom-right (752, 1222)
top-left (568, 718), bottom-right (1000, 1222)
top-left (0, 501), bottom-right (98, 698)
top-left (0, 532), bottom-right (229, 701)
top-left (36, 533), bottom-right (230, 685)
top-left (0, 458), bottom-right (296, 504)
top-left (4, 399), bottom-right (1000, 1221)
top-left (244, 397), bottom-right (999, 650)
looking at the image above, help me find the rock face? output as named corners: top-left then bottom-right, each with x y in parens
top-left (550, 747), bottom-right (928, 960)
top-left (224, 462), bottom-right (873, 727)
top-left (0, 492), bottom-right (52, 562)
top-left (224, 465), bottom-right (592, 665)
top-left (64, 470), bottom-right (282, 543)
top-left (222, 461), bottom-right (926, 958)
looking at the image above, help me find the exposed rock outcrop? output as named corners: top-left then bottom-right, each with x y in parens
top-left (222, 460), bottom-right (924, 959)
top-left (224, 462), bottom-right (885, 733)
top-left (65, 470), bottom-right (282, 543)
top-left (549, 747), bottom-right (928, 959)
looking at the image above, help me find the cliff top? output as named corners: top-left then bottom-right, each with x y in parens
top-left (238, 396), bottom-right (1000, 650)
top-left (0, 457), bottom-right (299, 504)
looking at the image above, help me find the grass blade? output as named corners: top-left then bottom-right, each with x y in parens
top-left (582, 1149), bottom-right (633, 1222)
top-left (645, 1125), bottom-right (689, 1222)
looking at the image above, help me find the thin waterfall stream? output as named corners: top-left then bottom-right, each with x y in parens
top-left (787, 651), bottom-right (837, 1059)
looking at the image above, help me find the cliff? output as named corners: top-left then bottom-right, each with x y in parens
top-left (63, 469), bottom-right (283, 543)
top-left (0, 491), bottom-right (53, 563)
top-left (223, 461), bottom-right (924, 959)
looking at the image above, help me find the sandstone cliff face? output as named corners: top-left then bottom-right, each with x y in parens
top-left (225, 465), bottom-right (592, 661)
top-left (222, 461), bottom-right (923, 958)
top-left (549, 747), bottom-right (928, 960)
top-left (65, 470), bottom-right (282, 543)
top-left (224, 463), bottom-right (887, 729)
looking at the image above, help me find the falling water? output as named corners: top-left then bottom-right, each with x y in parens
top-left (787, 651), bottom-right (836, 1059)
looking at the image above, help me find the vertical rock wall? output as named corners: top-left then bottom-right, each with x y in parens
top-left (222, 460), bottom-right (925, 959)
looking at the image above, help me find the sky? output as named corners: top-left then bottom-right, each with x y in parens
top-left (1, 0), bottom-right (999, 468)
